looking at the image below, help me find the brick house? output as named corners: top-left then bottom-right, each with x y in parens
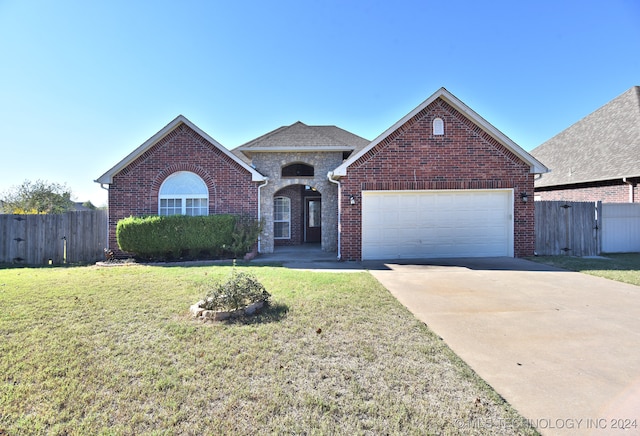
top-left (531, 86), bottom-right (640, 203)
top-left (96, 87), bottom-right (547, 261)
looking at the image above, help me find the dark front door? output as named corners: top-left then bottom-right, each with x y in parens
top-left (305, 198), bottom-right (321, 242)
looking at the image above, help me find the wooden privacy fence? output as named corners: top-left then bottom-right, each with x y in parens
top-left (536, 201), bottom-right (640, 256)
top-left (535, 201), bottom-right (601, 256)
top-left (0, 210), bottom-right (108, 265)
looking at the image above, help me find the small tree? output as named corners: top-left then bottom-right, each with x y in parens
top-left (229, 216), bottom-right (263, 257)
top-left (1, 180), bottom-right (74, 214)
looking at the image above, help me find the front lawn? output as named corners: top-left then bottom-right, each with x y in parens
top-left (0, 265), bottom-right (537, 435)
top-left (528, 253), bottom-right (640, 286)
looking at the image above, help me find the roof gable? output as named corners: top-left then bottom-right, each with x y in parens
top-left (233, 121), bottom-right (369, 155)
top-left (531, 86), bottom-right (640, 187)
top-left (332, 87), bottom-right (547, 176)
top-left (95, 115), bottom-right (265, 184)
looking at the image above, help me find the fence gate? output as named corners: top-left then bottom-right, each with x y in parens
top-left (535, 201), bottom-right (601, 256)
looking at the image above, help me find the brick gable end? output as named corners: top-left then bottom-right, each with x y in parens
top-left (339, 98), bottom-right (535, 260)
top-left (107, 124), bottom-right (258, 254)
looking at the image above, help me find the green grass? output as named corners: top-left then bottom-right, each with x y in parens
top-left (528, 253), bottom-right (640, 286)
top-left (0, 264), bottom-right (537, 435)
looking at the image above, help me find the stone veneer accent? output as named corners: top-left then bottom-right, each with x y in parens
top-left (250, 151), bottom-right (343, 254)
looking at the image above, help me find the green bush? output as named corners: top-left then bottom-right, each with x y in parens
top-left (230, 215), bottom-right (264, 256)
top-left (116, 214), bottom-right (236, 260)
top-left (201, 264), bottom-right (270, 311)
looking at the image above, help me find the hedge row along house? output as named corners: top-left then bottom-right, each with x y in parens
top-left (95, 88), bottom-right (548, 261)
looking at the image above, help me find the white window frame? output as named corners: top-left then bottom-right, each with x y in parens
top-left (158, 171), bottom-right (209, 216)
top-left (433, 117), bottom-right (444, 136)
top-left (159, 198), bottom-right (183, 216)
top-left (273, 196), bottom-right (291, 239)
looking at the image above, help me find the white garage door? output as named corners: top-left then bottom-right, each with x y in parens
top-left (362, 190), bottom-right (513, 260)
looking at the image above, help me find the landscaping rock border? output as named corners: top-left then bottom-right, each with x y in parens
top-left (95, 260), bottom-right (138, 267)
top-left (190, 300), bottom-right (265, 321)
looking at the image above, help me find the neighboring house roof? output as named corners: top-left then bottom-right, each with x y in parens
top-left (233, 121), bottom-right (369, 157)
top-left (95, 115), bottom-right (265, 184)
top-left (531, 86), bottom-right (640, 188)
top-left (72, 202), bottom-right (93, 211)
top-left (332, 87), bottom-right (548, 177)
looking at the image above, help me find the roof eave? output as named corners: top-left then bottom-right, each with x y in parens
top-left (438, 92), bottom-right (549, 175)
top-left (95, 115), bottom-right (265, 185)
top-left (535, 172), bottom-right (640, 188)
top-left (241, 146), bottom-right (355, 153)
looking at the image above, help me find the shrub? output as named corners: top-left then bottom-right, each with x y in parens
top-left (116, 214), bottom-right (236, 260)
top-left (229, 215), bottom-right (264, 256)
top-left (202, 263), bottom-right (270, 312)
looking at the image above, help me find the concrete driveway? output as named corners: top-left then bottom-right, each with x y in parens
top-left (367, 257), bottom-right (640, 436)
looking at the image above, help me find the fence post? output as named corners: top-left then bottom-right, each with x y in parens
top-left (595, 201), bottom-right (602, 255)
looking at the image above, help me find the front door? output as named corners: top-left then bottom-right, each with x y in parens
top-left (305, 198), bottom-right (321, 242)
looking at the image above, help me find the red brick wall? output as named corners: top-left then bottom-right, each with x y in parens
top-left (107, 123), bottom-right (258, 254)
top-left (339, 98), bottom-right (535, 260)
top-left (535, 179), bottom-right (639, 203)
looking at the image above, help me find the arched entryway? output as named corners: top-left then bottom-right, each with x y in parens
top-left (273, 185), bottom-right (322, 246)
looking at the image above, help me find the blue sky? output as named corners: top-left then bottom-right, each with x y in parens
top-left (1, 0), bottom-right (639, 207)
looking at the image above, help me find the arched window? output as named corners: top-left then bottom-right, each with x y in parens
top-left (282, 163), bottom-right (314, 177)
top-left (433, 117), bottom-right (444, 136)
top-left (273, 196), bottom-right (291, 239)
top-left (158, 171), bottom-right (208, 216)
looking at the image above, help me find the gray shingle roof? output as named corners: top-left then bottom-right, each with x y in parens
top-left (532, 86), bottom-right (640, 187)
top-left (233, 121), bottom-right (369, 156)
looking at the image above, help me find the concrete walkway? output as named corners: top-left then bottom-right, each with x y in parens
top-left (253, 245), bottom-right (366, 271)
top-left (368, 258), bottom-right (640, 436)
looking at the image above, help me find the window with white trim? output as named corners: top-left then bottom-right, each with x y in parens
top-left (433, 117), bottom-right (444, 136)
top-left (273, 196), bottom-right (290, 239)
top-left (159, 171), bottom-right (209, 216)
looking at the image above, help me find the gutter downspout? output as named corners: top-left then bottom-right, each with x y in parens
top-left (98, 182), bottom-right (110, 249)
top-left (257, 177), bottom-right (269, 253)
top-left (327, 171), bottom-right (341, 260)
top-left (623, 177), bottom-right (635, 203)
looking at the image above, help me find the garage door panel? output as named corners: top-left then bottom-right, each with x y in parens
top-left (362, 190), bottom-right (513, 260)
